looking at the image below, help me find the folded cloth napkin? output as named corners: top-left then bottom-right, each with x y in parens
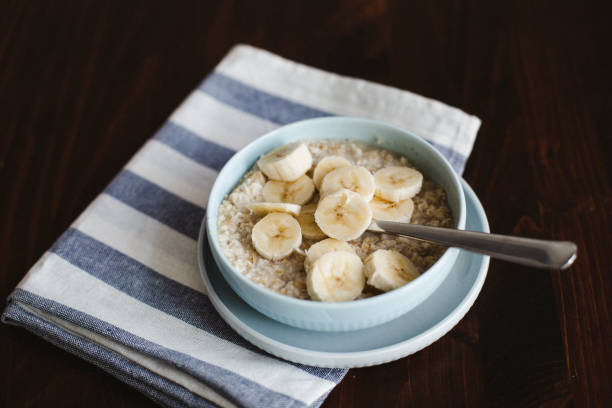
top-left (2, 44), bottom-right (481, 408)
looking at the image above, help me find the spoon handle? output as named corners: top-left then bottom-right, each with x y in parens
top-left (373, 221), bottom-right (578, 270)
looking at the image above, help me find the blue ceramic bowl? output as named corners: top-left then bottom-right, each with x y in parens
top-left (206, 117), bottom-right (466, 332)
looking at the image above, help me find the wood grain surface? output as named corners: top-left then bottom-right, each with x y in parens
top-left (1, 0), bottom-right (611, 407)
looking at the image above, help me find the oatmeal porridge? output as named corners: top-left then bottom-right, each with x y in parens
top-left (217, 140), bottom-right (453, 300)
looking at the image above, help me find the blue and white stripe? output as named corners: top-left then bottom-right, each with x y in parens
top-left (2, 44), bottom-right (480, 407)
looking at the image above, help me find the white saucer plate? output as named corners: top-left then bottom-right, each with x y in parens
top-left (197, 179), bottom-right (490, 368)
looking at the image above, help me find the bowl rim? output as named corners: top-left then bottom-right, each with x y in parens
top-left (205, 116), bottom-right (466, 310)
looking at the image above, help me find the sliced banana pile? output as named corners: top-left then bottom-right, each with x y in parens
top-left (304, 238), bottom-right (356, 272)
top-left (296, 204), bottom-right (326, 240)
top-left (246, 141), bottom-right (426, 302)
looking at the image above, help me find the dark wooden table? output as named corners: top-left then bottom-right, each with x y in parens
top-left (2, 1), bottom-right (611, 406)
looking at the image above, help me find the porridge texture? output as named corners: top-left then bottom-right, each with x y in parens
top-left (217, 140), bottom-right (453, 300)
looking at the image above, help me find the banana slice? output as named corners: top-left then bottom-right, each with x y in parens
top-left (369, 196), bottom-right (415, 222)
top-left (374, 166), bottom-right (423, 202)
top-left (304, 238), bottom-right (355, 271)
top-left (296, 204), bottom-right (327, 240)
top-left (262, 174), bottom-right (315, 205)
top-left (320, 165), bottom-right (375, 201)
top-left (251, 213), bottom-right (302, 260)
top-left (257, 142), bottom-right (313, 181)
top-left (248, 202), bottom-right (301, 216)
top-left (312, 156), bottom-right (351, 190)
top-left (307, 251), bottom-right (365, 302)
top-left (364, 249), bottom-right (419, 292)
top-left (315, 189), bottom-right (372, 241)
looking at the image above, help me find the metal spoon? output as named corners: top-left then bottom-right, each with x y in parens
top-left (370, 221), bottom-right (577, 270)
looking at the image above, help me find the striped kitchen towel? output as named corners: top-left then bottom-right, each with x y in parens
top-left (2, 44), bottom-right (481, 408)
